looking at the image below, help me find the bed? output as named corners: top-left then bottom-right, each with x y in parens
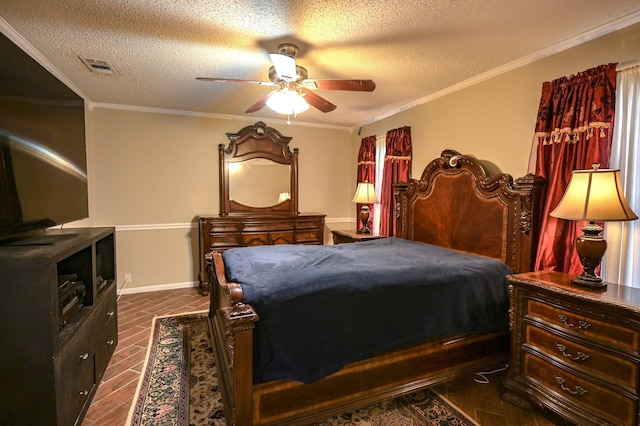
top-left (206, 149), bottom-right (545, 425)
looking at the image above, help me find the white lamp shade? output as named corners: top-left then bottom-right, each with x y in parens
top-left (352, 182), bottom-right (379, 204)
top-left (266, 89), bottom-right (309, 115)
top-left (551, 167), bottom-right (638, 222)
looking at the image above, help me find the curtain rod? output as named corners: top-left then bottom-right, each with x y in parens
top-left (616, 59), bottom-right (640, 72)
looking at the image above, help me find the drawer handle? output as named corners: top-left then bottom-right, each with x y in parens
top-left (554, 375), bottom-right (588, 396)
top-left (556, 343), bottom-right (590, 362)
top-left (558, 314), bottom-right (591, 330)
top-left (107, 339), bottom-right (115, 346)
top-left (79, 390), bottom-right (89, 396)
top-left (107, 311), bottom-right (115, 317)
top-left (79, 353), bottom-right (89, 360)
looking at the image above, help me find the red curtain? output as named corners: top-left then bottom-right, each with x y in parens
top-left (356, 135), bottom-right (377, 231)
top-left (380, 126), bottom-right (412, 236)
top-left (533, 64), bottom-right (617, 274)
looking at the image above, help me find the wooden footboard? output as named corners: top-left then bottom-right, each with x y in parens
top-left (207, 252), bottom-right (509, 426)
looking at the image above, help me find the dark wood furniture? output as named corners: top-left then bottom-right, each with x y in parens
top-left (206, 149), bottom-right (545, 426)
top-left (503, 270), bottom-right (640, 426)
top-left (198, 121), bottom-right (325, 294)
top-left (198, 213), bottom-right (325, 288)
top-left (219, 121), bottom-right (299, 216)
top-left (331, 229), bottom-right (385, 244)
top-left (0, 227), bottom-right (118, 426)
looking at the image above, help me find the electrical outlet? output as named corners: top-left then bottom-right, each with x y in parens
top-left (124, 273), bottom-right (132, 283)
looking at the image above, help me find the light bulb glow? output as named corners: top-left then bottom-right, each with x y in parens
top-left (266, 89), bottom-right (309, 115)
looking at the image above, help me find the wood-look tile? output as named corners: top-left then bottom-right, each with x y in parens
top-left (84, 380), bottom-right (139, 425)
top-left (115, 328), bottom-right (150, 350)
top-left (107, 344), bottom-right (146, 366)
top-left (101, 354), bottom-right (142, 382)
top-left (92, 369), bottom-right (139, 403)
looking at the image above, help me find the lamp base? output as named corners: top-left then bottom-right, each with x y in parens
top-left (358, 205), bottom-right (371, 234)
top-left (571, 274), bottom-right (607, 289)
top-left (573, 221), bottom-right (607, 290)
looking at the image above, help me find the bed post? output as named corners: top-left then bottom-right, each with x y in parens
top-left (221, 304), bottom-right (258, 426)
top-left (513, 173), bottom-right (545, 273)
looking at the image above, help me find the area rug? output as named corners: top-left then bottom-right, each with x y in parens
top-left (127, 312), bottom-right (478, 426)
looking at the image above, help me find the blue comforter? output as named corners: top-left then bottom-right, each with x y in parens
top-left (222, 237), bottom-right (512, 384)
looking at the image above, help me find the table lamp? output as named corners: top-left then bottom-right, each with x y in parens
top-left (550, 164), bottom-right (638, 288)
top-left (352, 182), bottom-right (378, 233)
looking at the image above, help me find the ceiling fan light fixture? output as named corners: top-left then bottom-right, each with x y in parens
top-left (266, 89), bottom-right (309, 115)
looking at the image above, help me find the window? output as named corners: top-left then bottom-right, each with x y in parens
top-left (372, 135), bottom-right (386, 233)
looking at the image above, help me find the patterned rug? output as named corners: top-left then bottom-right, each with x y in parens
top-left (127, 313), bottom-right (479, 426)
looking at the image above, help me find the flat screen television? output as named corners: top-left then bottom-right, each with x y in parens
top-left (0, 31), bottom-right (88, 243)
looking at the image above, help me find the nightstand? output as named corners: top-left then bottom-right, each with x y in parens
top-left (331, 229), bottom-right (385, 244)
top-left (503, 270), bottom-right (640, 426)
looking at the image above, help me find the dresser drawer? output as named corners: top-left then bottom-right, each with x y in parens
top-left (54, 329), bottom-right (96, 426)
top-left (210, 234), bottom-right (240, 248)
top-left (208, 222), bottom-right (241, 233)
top-left (242, 233), bottom-right (269, 246)
top-left (296, 218), bottom-right (322, 229)
top-left (524, 352), bottom-right (637, 426)
top-left (95, 288), bottom-right (118, 378)
top-left (243, 222), bottom-right (293, 232)
top-left (526, 298), bottom-right (640, 352)
top-left (270, 231), bottom-right (294, 244)
top-left (296, 230), bottom-right (321, 243)
top-left (96, 316), bottom-right (118, 379)
top-left (525, 324), bottom-right (639, 391)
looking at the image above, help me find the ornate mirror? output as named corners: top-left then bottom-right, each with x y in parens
top-left (219, 121), bottom-right (298, 215)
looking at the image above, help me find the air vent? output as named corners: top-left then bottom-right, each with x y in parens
top-left (79, 56), bottom-right (116, 75)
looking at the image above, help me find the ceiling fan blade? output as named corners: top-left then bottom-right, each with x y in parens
top-left (303, 79), bottom-right (376, 92)
top-left (196, 77), bottom-right (276, 86)
top-left (300, 88), bottom-right (337, 113)
top-left (269, 53), bottom-right (297, 81)
top-left (245, 91), bottom-right (276, 113)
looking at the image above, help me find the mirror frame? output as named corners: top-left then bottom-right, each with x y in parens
top-left (219, 121), bottom-right (298, 216)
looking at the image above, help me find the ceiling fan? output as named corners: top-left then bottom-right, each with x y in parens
top-left (196, 43), bottom-right (376, 115)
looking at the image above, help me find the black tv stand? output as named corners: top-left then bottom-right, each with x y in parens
top-left (0, 227), bottom-right (118, 425)
top-left (3, 232), bottom-right (78, 246)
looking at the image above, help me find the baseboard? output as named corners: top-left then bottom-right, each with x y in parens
top-left (117, 281), bottom-right (199, 295)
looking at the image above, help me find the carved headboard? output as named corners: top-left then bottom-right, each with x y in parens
top-left (394, 149), bottom-right (545, 273)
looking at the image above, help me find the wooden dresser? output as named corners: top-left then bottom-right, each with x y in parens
top-left (503, 270), bottom-right (640, 426)
top-left (198, 213), bottom-right (325, 291)
top-left (198, 121), bottom-right (326, 294)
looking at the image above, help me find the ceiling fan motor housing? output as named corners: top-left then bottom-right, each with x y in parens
top-left (269, 65), bottom-right (308, 83)
top-left (277, 43), bottom-right (299, 57)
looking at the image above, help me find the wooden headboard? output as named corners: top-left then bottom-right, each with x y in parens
top-left (394, 149), bottom-right (545, 273)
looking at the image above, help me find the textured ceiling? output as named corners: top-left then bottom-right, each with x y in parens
top-left (1, 1), bottom-right (640, 129)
